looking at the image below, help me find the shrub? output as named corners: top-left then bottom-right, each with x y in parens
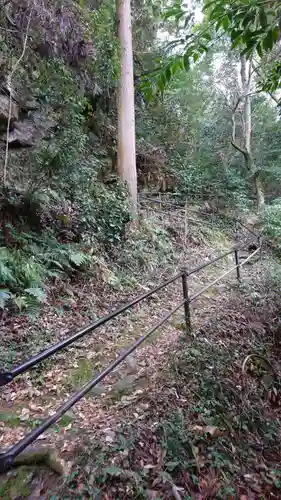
top-left (262, 199), bottom-right (281, 247)
top-left (0, 230), bottom-right (91, 312)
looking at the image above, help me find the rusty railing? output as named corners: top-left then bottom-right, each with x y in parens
top-left (0, 226), bottom-right (262, 473)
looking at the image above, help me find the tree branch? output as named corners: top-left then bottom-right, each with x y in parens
top-left (3, 2), bottom-right (16, 27)
top-left (3, 5), bottom-right (33, 186)
top-left (252, 61), bottom-right (280, 104)
top-left (231, 110), bottom-right (247, 157)
top-left (231, 139), bottom-right (248, 156)
top-left (268, 91), bottom-right (280, 104)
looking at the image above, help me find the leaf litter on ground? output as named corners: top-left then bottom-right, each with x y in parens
top-left (1, 213), bottom-right (281, 498)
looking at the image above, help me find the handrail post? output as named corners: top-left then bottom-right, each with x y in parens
top-left (258, 235), bottom-right (262, 262)
top-left (0, 453), bottom-right (12, 474)
top-left (234, 249), bottom-right (240, 280)
top-left (181, 268), bottom-right (191, 335)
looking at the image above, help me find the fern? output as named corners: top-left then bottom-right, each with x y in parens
top-left (0, 227), bottom-right (90, 313)
top-left (12, 295), bottom-right (27, 312)
top-left (0, 248), bottom-right (17, 283)
top-left (13, 294), bottom-right (39, 316)
top-left (25, 287), bottom-right (46, 303)
top-left (0, 289), bottom-right (11, 309)
top-left (68, 250), bottom-right (89, 267)
top-left (23, 295), bottom-right (40, 317)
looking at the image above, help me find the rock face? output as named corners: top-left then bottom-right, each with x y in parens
top-left (7, 110), bottom-right (55, 148)
top-left (0, 94), bottom-right (19, 127)
top-left (0, 78), bottom-right (55, 148)
top-left (0, 0), bottom-right (93, 151)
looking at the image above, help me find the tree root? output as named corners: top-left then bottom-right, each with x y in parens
top-left (12, 446), bottom-right (69, 475)
top-left (171, 484), bottom-right (183, 500)
top-left (242, 353), bottom-right (277, 379)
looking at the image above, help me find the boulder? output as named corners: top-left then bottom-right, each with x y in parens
top-left (6, 110), bottom-right (56, 148)
top-left (0, 94), bottom-right (19, 124)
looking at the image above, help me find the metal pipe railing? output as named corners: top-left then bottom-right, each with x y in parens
top-left (0, 272), bottom-right (182, 387)
top-left (0, 240), bottom-right (256, 387)
top-left (189, 247), bottom-right (260, 303)
top-left (186, 240), bottom-right (254, 276)
top-left (0, 229), bottom-right (262, 473)
top-left (235, 218), bottom-right (260, 238)
top-left (0, 300), bottom-right (184, 473)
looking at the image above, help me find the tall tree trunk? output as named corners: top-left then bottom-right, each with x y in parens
top-left (231, 56), bottom-right (265, 211)
top-left (254, 173), bottom-right (265, 209)
top-left (116, 0), bottom-right (138, 218)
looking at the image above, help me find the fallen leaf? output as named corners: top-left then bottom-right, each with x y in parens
top-left (192, 425), bottom-right (224, 437)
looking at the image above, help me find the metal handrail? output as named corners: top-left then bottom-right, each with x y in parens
top-left (0, 301), bottom-right (185, 472)
top-left (189, 247), bottom-right (260, 302)
top-left (0, 272), bottom-right (182, 387)
top-left (0, 240), bottom-right (255, 387)
top-left (0, 235), bottom-right (262, 473)
top-left (140, 196), bottom-right (261, 240)
top-left (235, 218), bottom-right (261, 238)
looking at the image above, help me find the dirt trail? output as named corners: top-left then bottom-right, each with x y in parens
top-left (1, 227), bottom-right (247, 453)
top-left (2, 210), bottom-right (273, 499)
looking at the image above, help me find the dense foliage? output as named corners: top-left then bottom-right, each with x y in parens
top-left (1, 0), bottom-right (281, 312)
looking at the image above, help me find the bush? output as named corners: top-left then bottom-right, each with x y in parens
top-left (78, 181), bottom-right (131, 249)
top-left (117, 217), bottom-right (175, 271)
top-left (0, 230), bottom-right (91, 313)
top-left (262, 199), bottom-right (281, 247)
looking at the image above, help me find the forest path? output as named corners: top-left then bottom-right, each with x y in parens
top-left (2, 212), bottom-right (279, 499)
top-left (1, 224), bottom-right (242, 454)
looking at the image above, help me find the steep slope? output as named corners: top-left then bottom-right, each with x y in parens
top-left (1, 207), bottom-right (281, 498)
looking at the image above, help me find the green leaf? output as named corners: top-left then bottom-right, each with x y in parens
top-left (231, 29), bottom-right (243, 41)
top-left (170, 60), bottom-right (181, 75)
top-left (13, 295), bottom-right (27, 311)
top-left (242, 28), bottom-right (253, 43)
top-left (144, 86), bottom-right (153, 102)
top-left (209, 5), bottom-right (224, 21)
top-left (165, 66), bottom-right (172, 84)
top-left (259, 7), bottom-right (267, 29)
top-left (222, 16), bottom-right (229, 30)
top-left (183, 52), bottom-right (190, 71)
top-left (272, 26), bottom-right (279, 42)
top-left (201, 31), bottom-right (212, 41)
top-left (263, 29), bottom-right (274, 51)
top-left (157, 74), bottom-right (165, 94)
top-left (256, 42), bottom-right (263, 58)
top-left (0, 289), bottom-right (11, 309)
top-left (193, 52), bottom-right (199, 63)
top-left (24, 295), bottom-right (40, 317)
top-left (68, 251), bottom-right (88, 267)
top-left (25, 287), bottom-right (46, 302)
top-left (199, 43), bottom-right (208, 52)
top-left (203, 0), bottom-right (216, 11)
top-left (163, 6), bottom-right (183, 21)
top-left (231, 35), bottom-right (243, 49)
top-left (242, 13), bottom-right (255, 28)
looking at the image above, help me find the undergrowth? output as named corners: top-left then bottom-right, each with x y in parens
top-left (46, 269), bottom-right (281, 500)
top-left (0, 198), bottom-right (235, 317)
top-left (0, 229), bottom-right (91, 313)
top-left (59, 336), bottom-right (281, 498)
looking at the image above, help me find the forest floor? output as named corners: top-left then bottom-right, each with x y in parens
top-left (1, 207), bottom-right (281, 499)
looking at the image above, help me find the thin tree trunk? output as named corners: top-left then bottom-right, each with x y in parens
top-left (245, 151), bottom-right (265, 211)
top-left (231, 56), bottom-right (265, 210)
top-left (116, 0), bottom-right (138, 218)
top-left (254, 173), bottom-right (265, 209)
